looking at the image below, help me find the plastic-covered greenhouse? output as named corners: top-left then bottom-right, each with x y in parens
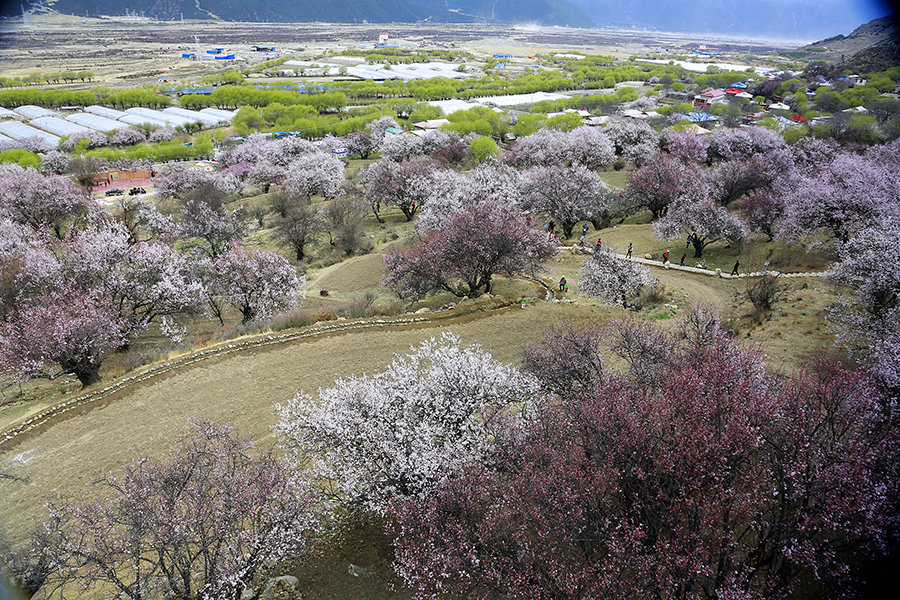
top-left (125, 107), bottom-right (196, 128)
top-left (30, 116), bottom-right (92, 137)
top-left (163, 107), bottom-right (220, 126)
top-left (0, 120), bottom-right (61, 143)
top-left (13, 104), bottom-right (59, 119)
top-left (117, 113), bottom-right (171, 128)
top-left (0, 107), bottom-right (23, 119)
top-left (13, 105), bottom-right (60, 119)
top-left (198, 108), bottom-right (237, 122)
top-left (85, 105), bottom-right (127, 120)
top-left (66, 112), bottom-right (126, 133)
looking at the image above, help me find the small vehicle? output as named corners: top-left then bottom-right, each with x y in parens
top-left (105, 188), bottom-right (124, 196)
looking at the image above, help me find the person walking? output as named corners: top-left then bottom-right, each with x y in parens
top-left (626, 242), bottom-right (633, 259)
top-left (680, 253), bottom-right (686, 266)
top-left (559, 276), bottom-right (567, 292)
top-left (731, 260), bottom-right (740, 276)
top-left (582, 223), bottom-right (589, 237)
top-left (663, 250), bottom-right (670, 264)
top-left (685, 234), bottom-right (692, 249)
top-left (595, 238), bottom-right (602, 253)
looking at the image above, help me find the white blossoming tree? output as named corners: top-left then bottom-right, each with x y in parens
top-left (579, 247), bottom-right (654, 308)
top-left (275, 332), bottom-right (540, 513)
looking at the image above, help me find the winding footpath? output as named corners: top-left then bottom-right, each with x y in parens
top-left (0, 307), bottom-right (506, 451)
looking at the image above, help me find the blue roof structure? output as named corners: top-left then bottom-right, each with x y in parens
top-left (682, 112), bottom-right (720, 123)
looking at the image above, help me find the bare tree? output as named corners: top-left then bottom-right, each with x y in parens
top-left (744, 271), bottom-right (787, 312)
top-left (273, 201), bottom-right (323, 261)
top-left (324, 195), bottom-right (368, 255)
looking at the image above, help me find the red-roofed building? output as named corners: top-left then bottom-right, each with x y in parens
top-left (724, 88), bottom-right (743, 95)
top-left (693, 88), bottom-right (727, 106)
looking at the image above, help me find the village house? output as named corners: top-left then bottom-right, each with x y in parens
top-left (692, 88), bottom-right (727, 106)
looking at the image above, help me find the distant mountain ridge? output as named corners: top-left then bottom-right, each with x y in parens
top-left (568, 0), bottom-right (893, 40)
top-left (810, 15), bottom-right (898, 54)
top-left (21, 0), bottom-right (592, 26)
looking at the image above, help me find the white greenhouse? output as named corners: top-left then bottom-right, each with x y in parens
top-left (0, 107), bottom-right (23, 119)
top-left (66, 112), bottom-right (127, 133)
top-left (117, 113), bottom-right (171, 128)
top-left (13, 105), bottom-right (60, 119)
top-left (0, 121), bottom-right (61, 143)
top-left (30, 116), bottom-right (92, 137)
top-left (198, 108), bottom-right (237, 122)
top-left (85, 105), bottom-right (128, 120)
top-left (125, 107), bottom-right (197, 128)
top-left (162, 107), bottom-right (220, 126)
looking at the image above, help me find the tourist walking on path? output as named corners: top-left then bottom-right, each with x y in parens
top-left (663, 251), bottom-right (670, 264)
top-left (680, 253), bottom-right (686, 266)
top-left (582, 223), bottom-right (589, 237)
top-left (731, 260), bottom-right (740, 276)
top-left (559, 276), bottom-right (567, 292)
top-left (596, 238), bottom-right (602, 252)
top-left (626, 243), bottom-right (633, 259)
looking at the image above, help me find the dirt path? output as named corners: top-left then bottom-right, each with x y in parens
top-left (0, 301), bottom-right (598, 539)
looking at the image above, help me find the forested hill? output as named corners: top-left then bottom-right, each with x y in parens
top-left (24, 0), bottom-right (592, 26)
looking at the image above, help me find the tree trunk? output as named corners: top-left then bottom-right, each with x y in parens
top-left (692, 238), bottom-right (706, 258)
top-left (74, 367), bottom-right (101, 388)
top-left (591, 216), bottom-right (611, 230)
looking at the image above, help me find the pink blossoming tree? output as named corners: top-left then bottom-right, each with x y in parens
top-left (383, 201), bottom-right (557, 299)
top-left (40, 421), bottom-right (322, 600)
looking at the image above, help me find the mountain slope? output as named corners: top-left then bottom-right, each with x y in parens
top-left (568, 0), bottom-right (893, 40)
top-left (31, 0), bottom-right (592, 26)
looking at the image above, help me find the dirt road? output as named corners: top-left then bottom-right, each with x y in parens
top-left (0, 301), bottom-right (598, 539)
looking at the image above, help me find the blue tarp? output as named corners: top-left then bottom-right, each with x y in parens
top-left (682, 112), bottom-right (720, 122)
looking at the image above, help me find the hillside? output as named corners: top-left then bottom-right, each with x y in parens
top-left (792, 15), bottom-right (900, 71)
top-left (16, 0), bottom-right (592, 27)
top-left (809, 15), bottom-right (898, 55)
top-left (568, 0), bottom-right (891, 40)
